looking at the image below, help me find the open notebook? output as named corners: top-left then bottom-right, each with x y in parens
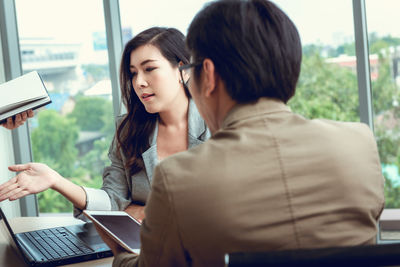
top-left (0, 71), bottom-right (51, 124)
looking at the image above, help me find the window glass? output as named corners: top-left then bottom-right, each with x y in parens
top-left (119, 0), bottom-right (210, 43)
top-left (270, 0), bottom-right (359, 122)
top-left (365, 0), bottom-right (400, 209)
top-left (15, 0), bottom-right (114, 214)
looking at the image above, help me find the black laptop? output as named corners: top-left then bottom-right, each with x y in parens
top-left (0, 207), bottom-right (112, 266)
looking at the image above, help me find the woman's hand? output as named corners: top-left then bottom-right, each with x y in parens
top-left (0, 162), bottom-right (62, 202)
top-left (1, 110), bottom-right (34, 130)
top-left (93, 223), bottom-right (126, 255)
top-left (124, 204), bottom-right (145, 223)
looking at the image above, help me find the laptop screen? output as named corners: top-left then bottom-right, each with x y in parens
top-left (0, 207), bottom-right (25, 258)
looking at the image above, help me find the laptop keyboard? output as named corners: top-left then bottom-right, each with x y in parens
top-left (21, 227), bottom-right (93, 260)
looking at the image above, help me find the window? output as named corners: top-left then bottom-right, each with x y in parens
top-left (272, 0), bottom-right (360, 122)
top-left (365, 0), bottom-right (400, 210)
top-left (119, 0), bottom-right (210, 42)
top-left (15, 0), bottom-right (114, 214)
top-left (363, 1), bottom-right (400, 242)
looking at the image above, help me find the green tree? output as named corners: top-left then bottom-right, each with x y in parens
top-left (31, 110), bottom-right (81, 213)
top-left (368, 37), bottom-right (400, 208)
top-left (384, 174), bottom-right (400, 208)
top-left (372, 56), bottom-right (399, 115)
top-left (68, 96), bottom-right (111, 131)
top-left (302, 44), bottom-right (324, 58)
top-left (370, 33), bottom-right (400, 54)
top-left (334, 43), bottom-right (355, 57)
top-left (31, 110), bottom-right (79, 177)
top-left (288, 53), bottom-right (359, 122)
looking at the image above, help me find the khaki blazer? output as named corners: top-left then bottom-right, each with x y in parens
top-left (114, 98), bottom-right (385, 267)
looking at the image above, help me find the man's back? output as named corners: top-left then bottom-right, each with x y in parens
top-left (123, 98), bottom-right (384, 267)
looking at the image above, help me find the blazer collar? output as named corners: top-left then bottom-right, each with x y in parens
top-left (142, 98), bottom-right (208, 182)
top-left (221, 97), bottom-right (291, 129)
top-left (187, 99), bottom-right (208, 148)
top-left (141, 122), bottom-right (158, 183)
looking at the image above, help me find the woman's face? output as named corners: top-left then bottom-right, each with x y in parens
top-left (129, 44), bottom-right (184, 114)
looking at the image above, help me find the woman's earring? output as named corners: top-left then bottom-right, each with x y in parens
top-left (179, 79), bottom-right (183, 84)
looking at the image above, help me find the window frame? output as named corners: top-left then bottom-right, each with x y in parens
top-left (0, 0), bottom-right (37, 216)
top-left (353, 0), bottom-right (374, 129)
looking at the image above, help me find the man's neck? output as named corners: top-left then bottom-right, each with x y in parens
top-left (211, 89), bottom-right (237, 134)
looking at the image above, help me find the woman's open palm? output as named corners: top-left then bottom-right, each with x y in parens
top-left (0, 163), bottom-right (61, 202)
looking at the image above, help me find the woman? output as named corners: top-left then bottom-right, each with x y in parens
top-left (0, 27), bottom-right (210, 222)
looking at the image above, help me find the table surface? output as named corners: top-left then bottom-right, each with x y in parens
top-left (0, 216), bottom-right (113, 267)
top-left (3, 216), bottom-right (399, 267)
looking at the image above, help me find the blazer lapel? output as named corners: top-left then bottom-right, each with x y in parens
top-left (188, 99), bottom-right (209, 148)
top-left (142, 122), bottom-right (159, 183)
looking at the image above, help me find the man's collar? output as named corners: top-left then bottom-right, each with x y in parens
top-left (221, 97), bottom-right (291, 129)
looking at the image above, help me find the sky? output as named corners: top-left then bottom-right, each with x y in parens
top-left (14, 0), bottom-right (400, 47)
top-left (273, 0), bottom-right (400, 45)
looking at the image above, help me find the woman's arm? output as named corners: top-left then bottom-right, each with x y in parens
top-left (0, 163), bottom-right (87, 210)
top-left (52, 173), bottom-right (87, 210)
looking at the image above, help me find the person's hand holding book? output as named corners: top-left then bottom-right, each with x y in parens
top-left (1, 110), bottom-right (34, 130)
top-left (0, 71), bottom-right (51, 127)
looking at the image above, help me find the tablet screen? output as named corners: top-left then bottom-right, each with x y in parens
top-left (92, 215), bottom-right (141, 249)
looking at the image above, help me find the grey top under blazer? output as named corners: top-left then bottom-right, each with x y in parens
top-left (74, 99), bottom-right (210, 218)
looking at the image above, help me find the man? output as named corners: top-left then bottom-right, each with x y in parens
top-left (97, 0), bottom-right (384, 266)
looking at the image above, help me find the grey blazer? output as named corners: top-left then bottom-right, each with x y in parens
top-left (74, 99), bottom-right (210, 218)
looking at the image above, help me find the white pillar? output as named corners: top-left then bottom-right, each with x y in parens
top-left (0, 31), bottom-right (21, 218)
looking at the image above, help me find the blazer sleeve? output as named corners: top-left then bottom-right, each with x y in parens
top-left (73, 134), bottom-right (132, 218)
top-left (100, 135), bottom-right (132, 210)
top-left (113, 163), bottom-right (188, 267)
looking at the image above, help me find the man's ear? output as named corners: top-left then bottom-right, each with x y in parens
top-left (178, 61), bottom-right (189, 83)
top-left (202, 59), bottom-right (217, 98)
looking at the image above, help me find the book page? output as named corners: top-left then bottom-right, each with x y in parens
top-left (0, 96), bottom-right (51, 122)
top-left (0, 71), bottom-right (49, 110)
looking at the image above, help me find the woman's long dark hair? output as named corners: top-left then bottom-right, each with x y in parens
top-left (117, 27), bottom-right (190, 176)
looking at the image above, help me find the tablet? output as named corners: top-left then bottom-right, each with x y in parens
top-left (83, 210), bottom-right (141, 254)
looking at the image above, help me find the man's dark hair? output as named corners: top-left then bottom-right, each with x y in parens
top-left (186, 0), bottom-right (302, 103)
